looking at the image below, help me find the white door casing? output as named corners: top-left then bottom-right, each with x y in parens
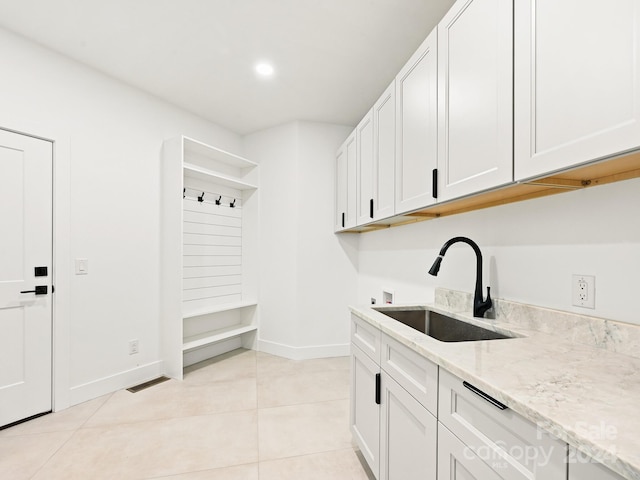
top-left (0, 129), bottom-right (53, 427)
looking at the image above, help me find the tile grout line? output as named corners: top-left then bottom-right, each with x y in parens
top-left (27, 392), bottom-right (115, 480)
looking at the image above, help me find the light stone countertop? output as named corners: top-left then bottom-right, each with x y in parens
top-left (350, 291), bottom-right (640, 480)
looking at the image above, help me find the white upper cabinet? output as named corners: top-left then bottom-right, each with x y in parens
top-left (335, 131), bottom-right (357, 231)
top-left (356, 110), bottom-right (375, 225)
top-left (395, 29), bottom-right (438, 214)
top-left (372, 81), bottom-right (396, 220)
top-left (514, 0), bottom-right (640, 181)
top-left (437, 0), bottom-right (514, 202)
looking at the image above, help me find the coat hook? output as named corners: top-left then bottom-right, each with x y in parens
top-left (183, 188), bottom-right (186, 199)
top-left (215, 196), bottom-right (222, 205)
top-left (230, 199), bottom-right (236, 208)
top-left (197, 192), bottom-right (205, 202)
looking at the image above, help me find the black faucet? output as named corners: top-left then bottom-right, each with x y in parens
top-left (428, 236), bottom-right (492, 318)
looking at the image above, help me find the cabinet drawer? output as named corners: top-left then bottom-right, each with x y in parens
top-left (439, 369), bottom-right (566, 480)
top-left (351, 314), bottom-right (381, 364)
top-left (381, 333), bottom-right (438, 415)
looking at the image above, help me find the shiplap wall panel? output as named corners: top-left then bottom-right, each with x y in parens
top-left (183, 234), bottom-right (242, 246)
top-left (183, 275), bottom-right (242, 290)
top-left (182, 193), bottom-right (243, 315)
top-left (183, 265), bottom-right (242, 278)
top-left (183, 256), bottom-right (241, 267)
top-left (183, 210), bottom-right (241, 228)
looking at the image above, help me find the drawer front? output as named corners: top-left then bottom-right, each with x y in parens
top-left (381, 333), bottom-right (438, 415)
top-left (351, 314), bottom-right (381, 364)
top-left (439, 369), bottom-right (566, 480)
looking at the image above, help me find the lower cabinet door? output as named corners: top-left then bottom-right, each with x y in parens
top-left (350, 344), bottom-right (380, 478)
top-left (379, 371), bottom-right (436, 480)
top-left (438, 423), bottom-right (504, 480)
top-left (568, 447), bottom-right (625, 480)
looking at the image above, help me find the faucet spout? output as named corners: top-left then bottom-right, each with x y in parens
top-left (428, 236), bottom-right (492, 318)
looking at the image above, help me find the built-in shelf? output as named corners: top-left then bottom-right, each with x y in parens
top-left (183, 136), bottom-right (257, 170)
top-left (182, 325), bottom-right (258, 352)
top-left (182, 301), bottom-right (258, 320)
top-left (183, 163), bottom-right (258, 190)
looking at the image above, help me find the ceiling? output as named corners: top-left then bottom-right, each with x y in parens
top-left (0, 0), bottom-right (455, 135)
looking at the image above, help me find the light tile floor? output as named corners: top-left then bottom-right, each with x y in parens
top-left (0, 349), bottom-right (375, 480)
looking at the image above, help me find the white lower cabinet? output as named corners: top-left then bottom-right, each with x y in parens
top-left (350, 344), bottom-right (380, 477)
top-left (350, 316), bottom-right (438, 480)
top-left (379, 371), bottom-right (436, 480)
top-left (568, 447), bottom-right (625, 480)
top-left (350, 317), bottom-right (581, 480)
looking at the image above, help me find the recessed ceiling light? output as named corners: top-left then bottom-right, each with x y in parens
top-left (255, 62), bottom-right (275, 77)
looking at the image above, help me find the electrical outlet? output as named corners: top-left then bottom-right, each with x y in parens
top-left (129, 340), bottom-right (139, 355)
top-left (572, 275), bottom-right (595, 309)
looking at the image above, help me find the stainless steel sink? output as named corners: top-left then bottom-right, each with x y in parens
top-left (374, 308), bottom-right (512, 342)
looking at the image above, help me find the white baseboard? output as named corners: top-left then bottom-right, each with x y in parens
top-left (68, 361), bottom-right (163, 407)
top-left (258, 338), bottom-right (350, 360)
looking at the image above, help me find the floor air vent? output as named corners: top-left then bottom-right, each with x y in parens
top-left (127, 376), bottom-right (170, 393)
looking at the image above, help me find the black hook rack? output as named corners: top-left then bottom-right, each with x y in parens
top-left (215, 196), bottom-right (222, 205)
top-left (230, 199), bottom-right (236, 208)
top-left (197, 192), bottom-right (205, 202)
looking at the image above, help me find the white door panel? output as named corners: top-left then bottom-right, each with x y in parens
top-left (0, 129), bottom-right (53, 427)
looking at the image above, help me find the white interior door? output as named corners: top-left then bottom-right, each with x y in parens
top-left (0, 129), bottom-right (53, 428)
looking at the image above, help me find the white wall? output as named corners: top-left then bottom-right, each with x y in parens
top-left (244, 121), bottom-right (358, 359)
top-left (0, 27), bottom-right (242, 407)
top-left (358, 176), bottom-right (640, 326)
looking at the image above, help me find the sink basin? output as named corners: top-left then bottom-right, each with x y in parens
top-left (374, 308), bottom-right (512, 342)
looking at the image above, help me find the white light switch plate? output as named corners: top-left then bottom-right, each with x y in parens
top-left (75, 258), bottom-right (88, 275)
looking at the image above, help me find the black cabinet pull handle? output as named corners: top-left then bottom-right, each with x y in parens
top-left (375, 373), bottom-right (381, 405)
top-left (369, 198), bottom-right (374, 219)
top-left (20, 286), bottom-right (48, 295)
top-left (341, 212), bottom-right (345, 228)
top-left (432, 168), bottom-right (438, 199)
top-left (463, 381), bottom-right (508, 410)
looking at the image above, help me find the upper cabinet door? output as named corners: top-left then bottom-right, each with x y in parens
top-left (373, 81), bottom-right (396, 220)
top-left (395, 30), bottom-right (438, 214)
top-left (334, 131), bottom-right (357, 232)
top-left (344, 132), bottom-right (358, 229)
top-left (437, 0), bottom-right (514, 202)
top-left (515, 0), bottom-right (640, 181)
top-left (335, 143), bottom-right (347, 232)
top-left (356, 110), bottom-right (375, 226)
